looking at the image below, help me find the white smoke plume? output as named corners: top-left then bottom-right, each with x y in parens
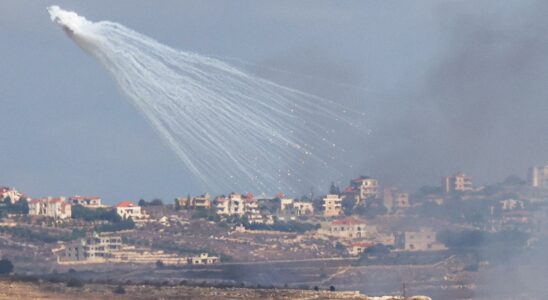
top-left (47, 5), bottom-right (365, 194)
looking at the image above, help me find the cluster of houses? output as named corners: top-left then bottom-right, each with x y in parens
top-left (60, 231), bottom-right (218, 265)
top-left (4, 164), bottom-right (548, 259)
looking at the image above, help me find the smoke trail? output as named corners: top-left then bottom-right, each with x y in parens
top-left (47, 6), bottom-right (365, 194)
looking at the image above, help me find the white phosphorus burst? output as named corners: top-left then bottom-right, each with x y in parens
top-left (48, 6), bottom-right (366, 194)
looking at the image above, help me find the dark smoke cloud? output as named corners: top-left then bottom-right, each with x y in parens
top-left (366, 1), bottom-right (548, 190)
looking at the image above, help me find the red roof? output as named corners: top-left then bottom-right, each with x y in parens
top-left (351, 242), bottom-right (373, 248)
top-left (331, 217), bottom-right (366, 226)
top-left (116, 200), bottom-right (136, 208)
top-left (28, 198), bottom-right (42, 204)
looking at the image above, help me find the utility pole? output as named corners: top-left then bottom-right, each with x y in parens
top-left (402, 282), bottom-right (406, 299)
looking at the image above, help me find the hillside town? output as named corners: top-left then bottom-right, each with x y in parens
top-left (1, 165), bottom-right (548, 297)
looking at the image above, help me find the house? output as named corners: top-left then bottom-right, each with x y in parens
top-left (65, 232), bottom-right (122, 261)
top-left (442, 172), bottom-right (473, 193)
top-left (324, 217), bottom-right (376, 239)
top-left (323, 194), bottom-right (343, 217)
top-left (400, 228), bottom-right (446, 251)
top-left (293, 201), bottom-right (314, 216)
top-left (215, 193), bottom-right (245, 216)
top-left (280, 198), bottom-right (295, 211)
top-left (383, 188), bottom-right (410, 213)
top-left (69, 196), bottom-right (103, 208)
top-left (115, 200), bottom-right (145, 220)
top-left (175, 193), bottom-right (211, 209)
top-left (279, 198), bottom-right (314, 216)
top-left (349, 176), bottom-right (379, 202)
top-left (28, 197), bottom-right (72, 219)
top-left (0, 186), bottom-right (23, 204)
top-left (348, 241), bottom-right (374, 256)
top-left (189, 253), bottom-right (220, 265)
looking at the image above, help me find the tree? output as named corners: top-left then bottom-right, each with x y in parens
top-left (138, 199), bottom-right (146, 207)
top-left (329, 285), bottom-right (336, 291)
top-left (0, 259), bottom-right (14, 275)
top-left (329, 182), bottom-right (340, 194)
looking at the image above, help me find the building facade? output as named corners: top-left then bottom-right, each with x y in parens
top-left (400, 228), bottom-right (446, 251)
top-left (65, 232), bottom-right (122, 261)
top-left (28, 197), bottom-right (72, 219)
top-left (115, 200), bottom-right (144, 220)
top-left (442, 172), bottom-right (473, 193)
top-left (529, 165), bottom-right (548, 189)
top-left (323, 194), bottom-right (343, 217)
top-left (325, 217), bottom-right (375, 239)
top-left (69, 196), bottom-right (102, 208)
top-left (383, 188), bottom-right (410, 213)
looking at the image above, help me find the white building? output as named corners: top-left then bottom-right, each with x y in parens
top-left (215, 193), bottom-right (245, 216)
top-left (324, 217), bottom-right (376, 239)
top-left (69, 196), bottom-right (103, 208)
top-left (529, 165), bottom-right (548, 189)
top-left (115, 200), bottom-right (145, 220)
top-left (0, 186), bottom-right (23, 204)
top-left (349, 176), bottom-right (379, 202)
top-left (65, 232), bottom-right (122, 261)
top-left (442, 172), bottom-right (473, 193)
top-left (292, 201), bottom-right (314, 216)
top-left (28, 197), bottom-right (72, 219)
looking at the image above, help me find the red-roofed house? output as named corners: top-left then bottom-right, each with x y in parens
top-left (348, 241), bottom-right (374, 256)
top-left (115, 201), bottom-right (144, 220)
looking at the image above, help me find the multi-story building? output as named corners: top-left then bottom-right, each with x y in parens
top-left (529, 165), bottom-right (548, 189)
top-left (280, 198), bottom-right (295, 211)
top-left (442, 172), bottom-right (473, 193)
top-left (399, 228), bottom-right (446, 251)
top-left (322, 194), bottom-right (343, 217)
top-left (325, 217), bottom-right (375, 239)
top-left (115, 200), bottom-right (145, 220)
top-left (65, 232), bottom-right (122, 261)
top-left (175, 193), bottom-right (211, 209)
top-left (215, 193), bottom-right (245, 216)
top-left (348, 176), bottom-right (379, 203)
top-left (0, 186), bottom-right (23, 204)
top-left (69, 196), bottom-right (102, 208)
top-left (383, 188), bottom-right (410, 213)
top-left (279, 198), bottom-right (314, 216)
top-left (292, 201), bottom-right (314, 216)
top-left (28, 197), bottom-right (72, 219)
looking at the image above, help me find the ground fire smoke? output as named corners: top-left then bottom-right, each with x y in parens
top-left (47, 6), bottom-right (364, 194)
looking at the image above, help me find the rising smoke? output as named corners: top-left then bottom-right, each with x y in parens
top-left (47, 6), bottom-right (365, 195)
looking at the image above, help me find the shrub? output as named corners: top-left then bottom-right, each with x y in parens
top-left (113, 285), bottom-right (126, 294)
top-left (0, 259), bottom-right (14, 275)
top-left (66, 278), bottom-right (84, 287)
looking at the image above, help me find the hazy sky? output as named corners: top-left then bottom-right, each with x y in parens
top-left (1, 1), bottom-right (547, 203)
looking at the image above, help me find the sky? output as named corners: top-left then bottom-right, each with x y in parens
top-left (1, 1), bottom-right (548, 203)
